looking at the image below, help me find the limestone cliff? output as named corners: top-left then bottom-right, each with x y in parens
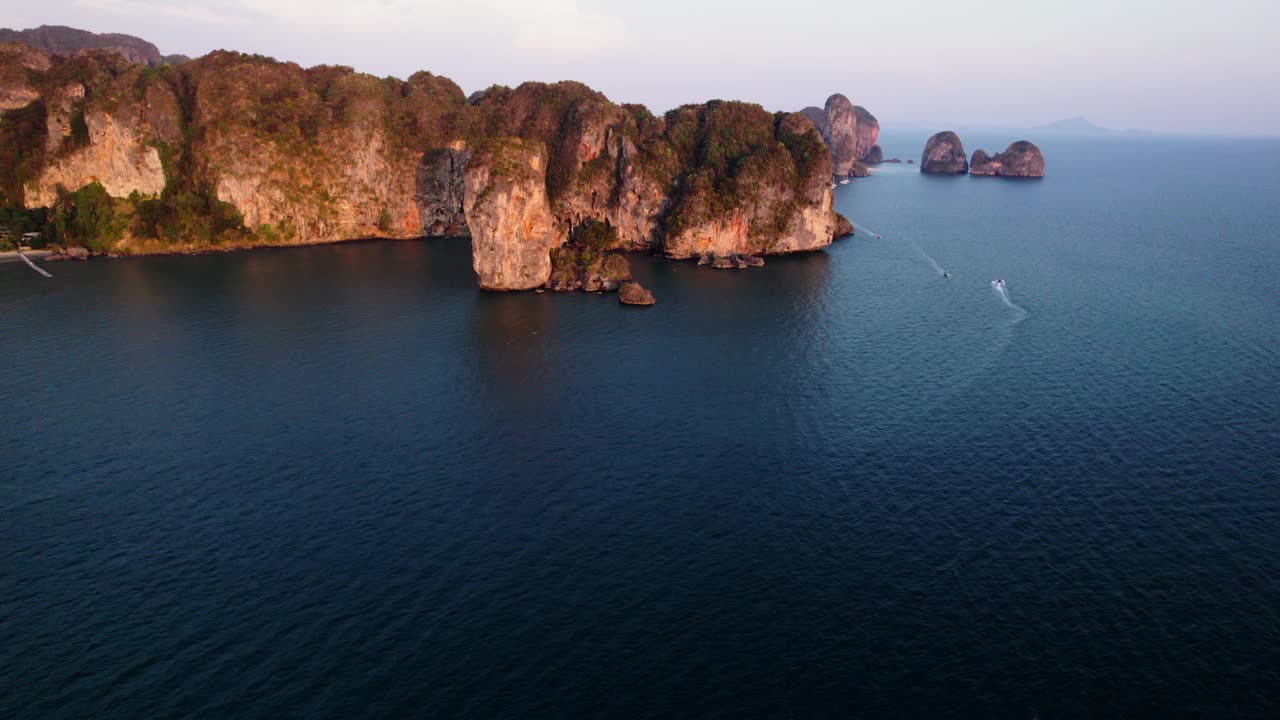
top-left (1, 42), bottom-right (851, 291)
top-left (853, 105), bottom-right (880, 162)
top-left (416, 144), bottom-right (470, 236)
top-left (455, 88), bottom-right (839, 264)
top-left (661, 106), bottom-right (835, 258)
top-left (463, 138), bottom-right (558, 290)
top-left (820, 94), bottom-right (862, 178)
top-left (0, 48), bottom-right (176, 210)
top-left (799, 95), bottom-right (880, 175)
top-left (27, 109), bottom-right (167, 207)
top-left (185, 53), bottom-right (463, 243)
top-left (921, 131), bottom-right (968, 174)
top-left (969, 141), bottom-right (1046, 177)
top-left (834, 213), bottom-right (854, 240)
top-left (0, 43), bottom-right (49, 113)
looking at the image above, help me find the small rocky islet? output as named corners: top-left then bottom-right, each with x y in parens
top-left (920, 131), bottom-right (1045, 178)
top-left (969, 141), bottom-right (1046, 178)
top-left (920, 131), bottom-right (970, 174)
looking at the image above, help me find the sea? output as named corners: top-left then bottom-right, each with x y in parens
top-left (2, 133), bottom-right (1278, 718)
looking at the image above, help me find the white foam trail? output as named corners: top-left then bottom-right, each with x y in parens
top-left (851, 222), bottom-right (948, 277)
top-left (850, 221), bottom-right (880, 237)
top-left (992, 282), bottom-right (1028, 318)
top-left (911, 241), bottom-right (946, 276)
top-left (17, 251), bottom-right (52, 278)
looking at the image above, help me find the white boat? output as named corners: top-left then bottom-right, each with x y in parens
top-left (840, 179), bottom-right (850, 185)
top-left (992, 278), bottom-right (1006, 290)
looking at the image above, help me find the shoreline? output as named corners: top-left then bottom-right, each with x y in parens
top-left (0, 250), bottom-right (52, 263)
top-left (7, 235), bottom-right (451, 263)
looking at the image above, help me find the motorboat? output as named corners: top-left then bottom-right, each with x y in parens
top-left (992, 278), bottom-right (1006, 290)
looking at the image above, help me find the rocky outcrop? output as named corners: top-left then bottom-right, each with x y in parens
top-left (800, 97), bottom-right (880, 172)
top-left (921, 131), bottom-right (968, 174)
top-left (547, 245), bottom-right (632, 292)
top-left (463, 138), bottom-right (559, 290)
top-left (662, 110), bottom-right (836, 258)
top-left (699, 252), bottom-right (764, 269)
top-left (619, 281), bottom-right (655, 306)
top-left (969, 141), bottom-right (1045, 177)
top-left (853, 106), bottom-right (879, 161)
top-left (0, 25), bottom-right (162, 66)
top-left (46, 245), bottom-right (90, 261)
top-left (188, 55), bottom-right (464, 242)
top-left (834, 213), bottom-right (854, 239)
top-left (41, 82), bottom-right (85, 153)
top-left (468, 85), bottom-right (664, 252)
top-left (0, 43), bottom-right (50, 113)
top-left (821, 94), bottom-right (860, 178)
top-left (862, 144), bottom-right (884, 164)
top-left (27, 110), bottom-right (167, 207)
top-left (18, 56), bottom-right (177, 208)
top-left (602, 129), bottom-right (669, 250)
top-left (548, 98), bottom-right (659, 249)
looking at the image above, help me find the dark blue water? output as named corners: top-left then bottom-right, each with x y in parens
top-left (3, 136), bottom-right (1278, 718)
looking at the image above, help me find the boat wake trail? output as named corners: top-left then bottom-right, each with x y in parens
top-left (853, 222), bottom-right (949, 277)
top-left (992, 281), bottom-right (1028, 319)
top-left (17, 251), bottom-right (52, 278)
top-left (851, 221), bottom-right (881, 239)
top-left (911, 241), bottom-right (946, 276)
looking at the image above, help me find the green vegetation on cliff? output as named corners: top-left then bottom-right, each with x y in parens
top-left (2, 42), bottom-right (834, 257)
top-left (659, 101), bottom-right (826, 239)
top-left (47, 182), bottom-right (125, 252)
top-left (0, 100), bottom-right (47, 206)
top-left (570, 219), bottom-right (619, 251)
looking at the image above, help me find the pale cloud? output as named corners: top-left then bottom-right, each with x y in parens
top-left (212, 0), bottom-right (625, 58)
top-left (72, 0), bottom-right (249, 26)
top-left (504, 0), bottom-right (627, 57)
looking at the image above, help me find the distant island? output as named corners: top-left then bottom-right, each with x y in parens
top-left (959, 116), bottom-right (1151, 137)
top-left (1029, 116), bottom-right (1152, 137)
top-left (919, 133), bottom-right (1046, 178)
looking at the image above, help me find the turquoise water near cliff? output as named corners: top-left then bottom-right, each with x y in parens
top-left (2, 135), bottom-right (1278, 718)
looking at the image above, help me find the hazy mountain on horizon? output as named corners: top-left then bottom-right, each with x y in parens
top-left (941, 116), bottom-right (1154, 137)
top-left (0, 24), bottom-right (189, 66)
top-left (1029, 116), bottom-right (1153, 136)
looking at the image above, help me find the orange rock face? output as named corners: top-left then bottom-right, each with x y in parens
top-left (463, 139), bottom-right (560, 291)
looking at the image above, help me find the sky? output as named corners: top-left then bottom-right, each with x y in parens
top-left (4, 0), bottom-right (1279, 135)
